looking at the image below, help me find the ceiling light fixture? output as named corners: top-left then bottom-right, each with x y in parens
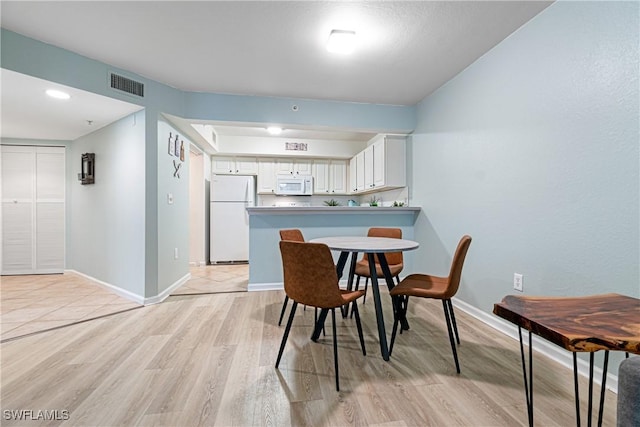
top-left (327, 29), bottom-right (356, 54)
top-left (46, 89), bottom-right (71, 100)
top-left (267, 126), bottom-right (283, 135)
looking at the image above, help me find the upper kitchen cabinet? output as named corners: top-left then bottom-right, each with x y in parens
top-left (257, 158), bottom-right (276, 194)
top-left (212, 156), bottom-right (258, 175)
top-left (276, 159), bottom-right (312, 176)
top-left (312, 160), bottom-right (347, 195)
top-left (350, 135), bottom-right (406, 194)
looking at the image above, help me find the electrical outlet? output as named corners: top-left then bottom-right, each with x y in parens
top-left (513, 273), bottom-right (523, 292)
top-left (174, 248), bottom-right (179, 260)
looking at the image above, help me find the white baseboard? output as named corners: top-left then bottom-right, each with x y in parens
top-left (248, 279), bottom-right (350, 292)
top-left (144, 273), bottom-right (191, 305)
top-left (248, 282), bottom-right (283, 292)
top-left (65, 270), bottom-right (191, 306)
top-left (66, 269), bottom-right (145, 305)
top-left (452, 298), bottom-right (618, 394)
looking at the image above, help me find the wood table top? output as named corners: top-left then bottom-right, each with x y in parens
top-left (493, 293), bottom-right (640, 354)
top-left (309, 236), bottom-right (419, 253)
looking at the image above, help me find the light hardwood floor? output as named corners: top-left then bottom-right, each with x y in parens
top-left (1, 287), bottom-right (617, 426)
top-left (1, 265), bottom-right (248, 341)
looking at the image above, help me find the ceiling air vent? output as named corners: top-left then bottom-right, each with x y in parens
top-left (109, 73), bottom-right (144, 97)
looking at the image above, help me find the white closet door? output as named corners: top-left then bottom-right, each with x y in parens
top-left (1, 146), bottom-right (35, 273)
top-left (1, 145), bottom-right (65, 274)
top-left (35, 147), bottom-right (65, 272)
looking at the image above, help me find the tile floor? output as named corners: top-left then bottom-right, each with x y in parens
top-left (174, 263), bottom-right (248, 295)
top-left (1, 264), bottom-right (249, 341)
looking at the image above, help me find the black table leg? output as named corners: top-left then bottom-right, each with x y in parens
top-left (311, 308), bottom-right (328, 342)
top-left (335, 251), bottom-right (349, 279)
top-left (518, 326), bottom-right (534, 427)
top-left (368, 252), bottom-right (390, 361)
top-left (376, 253), bottom-right (410, 331)
top-left (574, 350), bottom-right (610, 427)
top-left (342, 251), bottom-right (358, 317)
top-left (312, 251), bottom-right (349, 340)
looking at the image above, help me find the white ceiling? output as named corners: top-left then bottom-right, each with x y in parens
top-left (1, 69), bottom-right (144, 141)
top-left (0, 1), bottom-right (552, 141)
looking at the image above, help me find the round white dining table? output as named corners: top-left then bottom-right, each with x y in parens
top-left (309, 236), bottom-right (419, 361)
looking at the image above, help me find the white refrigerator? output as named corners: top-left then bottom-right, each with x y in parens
top-left (210, 175), bottom-right (255, 263)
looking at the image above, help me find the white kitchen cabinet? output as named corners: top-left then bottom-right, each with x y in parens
top-left (212, 156), bottom-right (258, 175)
top-left (330, 160), bottom-right (347, 194)
top-left (257, 158), bottom-right (276, 194)
top-left (277, 159), bottom-right (312, 176)
top-left (364, 145), bottom-right (374, 190)
top-left (349, 135), bottom-right (406, 194)
top-left (312, 160), bottom-right (330, 193)
top-left (349, 156), bottom-right (358, 193)
top-left (355, 151), bottom-right (365, 192)
top-left (1, 145), bottom-right (65, 275)
top-left (312, 160), bottom-right (347, 194)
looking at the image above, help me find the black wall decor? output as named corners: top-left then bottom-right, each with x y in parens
top-left (79, 153), bottom-right (95, 185)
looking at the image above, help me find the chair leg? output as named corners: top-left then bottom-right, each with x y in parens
top-left (363, 277), bottom-right (369, 304)
top-left (389, 295), bottom-right (407, 356)
top-left (352, 301), bottom-right (366, 356)
top-left (276, 301), bottom-right (298, 368)
top-left (278, 296), bottom-right (289, 326)
top-left (331, 308), bottom-right (340, 391)
top-left (442, 299), bottom-right (461, 374)
top-left (314, 307), bottom-right (325, 336)
top-left (350, 276), bottom-right (361, 318)
top-left (399, 296), bottom-right (409, 335)
top-left (447, 299), bottom-right (460, 345)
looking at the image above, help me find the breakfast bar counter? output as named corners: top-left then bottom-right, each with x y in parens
top-left (247, 206), bottom-right (421, 215)
top-left (246, 206), bottom-right (421, 290)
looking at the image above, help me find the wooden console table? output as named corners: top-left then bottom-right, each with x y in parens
top-left (493, 293), bottom-right (640, 427)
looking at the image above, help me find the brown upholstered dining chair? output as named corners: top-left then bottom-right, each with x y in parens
top-left (353, 227), bottom-right (404, 303)
top-left (278, 229), bottom-right (305, 326)
top-left (389, 235), bottom-right (472, 374)
top-left (276, 240), bottom-right (366, 391)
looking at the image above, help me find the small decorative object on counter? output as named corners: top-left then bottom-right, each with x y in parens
top-left (392, 201), bottom-right (405, 207)
top-left (324, 199), bottom-right (341, 206)
top-left (369, 195), bottom-right (380, 207)
top-left (348, 199), bottom-right (358, 207)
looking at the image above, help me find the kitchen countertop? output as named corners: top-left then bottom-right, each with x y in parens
top-left (246, 206), bottom-right (421, 215)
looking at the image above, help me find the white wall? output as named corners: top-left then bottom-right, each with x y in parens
top-left (410, 1), bottom-right (638, 372)
top-left (68, 111), bottom-right (146, 298)
top-left (216, 135), bottom-right (367, 159)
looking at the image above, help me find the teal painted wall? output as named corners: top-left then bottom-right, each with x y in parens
top-left (68, 111), bottom-right (146, 297)
top-left (249, 212), bottom-right (418, 285)
top-left (410, 1), bottom-right (639, 373)
top-left (157, 118), bottom-right (191, 294)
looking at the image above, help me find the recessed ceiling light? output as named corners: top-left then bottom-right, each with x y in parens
top-left (327, 29), bottom-right (356, 54)
top-left (267, 126), bottom-right (283, 135)
top-left (46, 89), bottom-right (71, 100)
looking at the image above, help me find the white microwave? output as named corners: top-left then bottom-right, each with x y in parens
top-left (275, 175), bottom-right (313, 196)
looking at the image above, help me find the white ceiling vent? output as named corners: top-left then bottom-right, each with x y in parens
top-left (109, 72), bottom-right (144, 98)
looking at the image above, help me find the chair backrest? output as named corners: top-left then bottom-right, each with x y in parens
top-left (279, 229), bottom-right (305, 242)
top-left (279, 241), bottom-right (345, 309)
top-left (367, 227), bottom-right (403, 265)
top-left (445, 235), bottom-right (472, 299)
